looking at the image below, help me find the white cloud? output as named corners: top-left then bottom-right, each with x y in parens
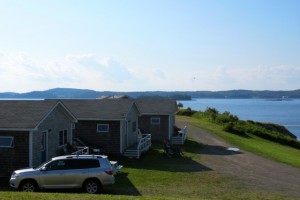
top-left (99, 57), bottom-right (134, 83)
top-left (0, 51), bottom-right (299, 92)
top-left (0, 52), bottom-right (148, 92)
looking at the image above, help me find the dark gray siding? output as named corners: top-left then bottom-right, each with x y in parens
top-left (74, 120), bottom-right (121, 154)
top-left (139, 115), bottom-right (169, 141)
top-left (0, 131), bottom-right (29, 177)
top-left (32, 105), bottom-right (73, 167)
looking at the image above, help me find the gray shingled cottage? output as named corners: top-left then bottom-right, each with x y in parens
top-left (136, 99), bottom-right (178, 141)
top-left (60, 99), bottom-right (146, 156)
top-left (0, 98), bottom-right (180, 176)
top-left (0, 100), bottom-right (77, 177)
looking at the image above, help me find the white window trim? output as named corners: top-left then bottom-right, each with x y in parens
top-left (151, 117), bottom-right (160, 125)
top-left (97, 124), bottom-right (109, 133)
top-left (0, 136), bottom-right (14, 148)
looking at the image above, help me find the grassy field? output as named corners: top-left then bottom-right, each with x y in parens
top-left (1, 116), bottom-right (299, 199)
top-left (0, 153), bottom-right (290, 200)
top-left (180, 116), bottom-right (300, 168)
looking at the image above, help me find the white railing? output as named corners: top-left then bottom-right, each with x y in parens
top-left (137, 134), bottom-right (151, 158)
top-left (171, 126), bottom-right (187, 145)
top-left (71, 146), bottom-right (89, 155)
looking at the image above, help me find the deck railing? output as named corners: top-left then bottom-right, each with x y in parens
top-left (171, 126), bottom-right (187, 145)
top-left (71, 146), bottom-right (89, 155)
top-left (137, 133), bottom-right (151, 158)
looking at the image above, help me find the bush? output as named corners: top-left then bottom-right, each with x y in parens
top-left (242, 121), bottom-right (300, 149)
top-left (177, 107), bottom-right (196, 116)
top-left (223, 123), bottom-right (234, 132)
top-left (177, 102), bottom-right (183, 108)
top-left (223, 122), bottom-right (249, 137)
top-left (176, 107), bottom-right (300, 149)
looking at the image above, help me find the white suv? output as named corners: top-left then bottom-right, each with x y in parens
top-left (10, 155), bottom-right (121, 194)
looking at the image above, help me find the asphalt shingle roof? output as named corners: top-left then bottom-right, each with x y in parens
top-left (0, 98), bottom-right (177, 129)
top-left (135, 99), bottom-right (178, 115)
top-left (60, 99), bottom-right (137, 120)
top-left (0, 100), bottom-right (59, 129)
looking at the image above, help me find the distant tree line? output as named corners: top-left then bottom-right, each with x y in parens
top-left (1, 88), bottom-right (300, 99)
top-left (137, 94), bottom-right (191, 100)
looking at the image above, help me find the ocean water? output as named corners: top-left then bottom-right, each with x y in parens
top-left (178, 98), bottom-right (300, 140)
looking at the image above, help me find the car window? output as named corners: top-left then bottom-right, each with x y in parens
top-left (65, 159), bottom-right (100, 169)
top-left (82, 159), bottom-right (100, 168)
top-left (46, 160), bottom-right (66, 171)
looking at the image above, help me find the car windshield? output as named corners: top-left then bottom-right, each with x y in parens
top-left (34, 160), bottom-right (50, 170)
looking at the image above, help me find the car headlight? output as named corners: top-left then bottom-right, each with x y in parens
top-left (11, 172), bottom-right (19, 179)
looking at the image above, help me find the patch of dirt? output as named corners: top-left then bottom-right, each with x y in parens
top-left (176, 119), bottom-right (300, 198)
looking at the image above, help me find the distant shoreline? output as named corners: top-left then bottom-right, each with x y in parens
top-left (1, 88), bottom-right (300, 100)
top-left (177, 98), bottom-right (300, 141)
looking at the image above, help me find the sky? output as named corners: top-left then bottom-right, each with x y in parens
top-left (0, 0), bottom-right (299, 93)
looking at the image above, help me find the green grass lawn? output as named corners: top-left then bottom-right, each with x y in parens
top-left (179, 116), bottom-right (300, 168)
top-left (1, 116), bottom-right (299, 200)
top-left (0, 136), bottom-right (294, 200)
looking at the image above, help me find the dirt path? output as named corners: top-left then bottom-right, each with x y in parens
top-left (176, 119), bottom-right (300, 198)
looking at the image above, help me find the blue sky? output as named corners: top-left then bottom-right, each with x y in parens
top-left (0, 0), bottom-right (299, 92)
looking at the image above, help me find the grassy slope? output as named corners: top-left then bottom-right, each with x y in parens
top-left (180, 116), bottom-right (300, 168)
top-left (2, 116), bottom-right (299, 199)
top-left (1, 142), bottom-right (294, 200)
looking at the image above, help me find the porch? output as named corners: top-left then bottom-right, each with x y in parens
top-left (123, 133), bottom-right (152, 159)
top-left (171, 126), bottom-right (187, 145)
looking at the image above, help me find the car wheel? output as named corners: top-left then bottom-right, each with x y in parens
top-left (84, 179), bottom-right (101, 194)
top-left (19, 180), bottom-right (38, 192)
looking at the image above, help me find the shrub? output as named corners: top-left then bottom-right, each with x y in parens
top-left (223, 123), bottom-right (234, 132)
top-left (177, 107), bottom-right (196, 116)
top-left (176, 107), bottom-right (300, 149)
top-left (177, 102), bottom-right (183, 108)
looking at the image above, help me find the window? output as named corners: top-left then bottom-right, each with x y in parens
top-left (41, 132), bottom-right (46, 151)
top-left (66, 159), bottom-right (100, 169)
top-left (151, 117), bottom-right (160, 125)
top-left (64, 130), bottom-right (68, 145)
top-left (0, 136), bottom-right (14, 148)
top-left (46, 160), bottom-right (66, 171)
top-left (59, 131), bottom-right (63, 146)
top-left (59, 130), bottom-right (68, 146)
top-left (132, 121), bottom-right (137, 132)
top-left (97, 124), bottom-right (109, 133)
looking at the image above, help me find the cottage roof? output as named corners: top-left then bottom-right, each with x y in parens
top-left (60, 99), bottom-right (138, 120)
top-left (0, 100), bottom-right (75, 130)
top-left (135, 99), bottom-right (178, 115)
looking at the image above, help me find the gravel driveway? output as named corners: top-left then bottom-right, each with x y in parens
top-left (176, 119), bottom-right (300, 198)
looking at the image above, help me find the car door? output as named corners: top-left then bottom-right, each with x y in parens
top-left (62, 159), bottom-right (86, 187)
top-left (39, 160), bottom-right (67, 189)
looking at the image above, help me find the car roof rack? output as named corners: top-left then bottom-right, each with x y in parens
top-left (65, 155), bottom-right (108, 159)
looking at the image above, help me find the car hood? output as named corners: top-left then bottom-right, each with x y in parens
top-left (14, 168), bottom-right (37, 174)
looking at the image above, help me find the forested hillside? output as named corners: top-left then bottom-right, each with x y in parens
top-left (1, 88), bottom-right (300, 99)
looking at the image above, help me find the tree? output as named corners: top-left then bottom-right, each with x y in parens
top-left (177, 102), bottom-right (183, 108)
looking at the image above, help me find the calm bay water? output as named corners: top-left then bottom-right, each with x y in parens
top-left (178, 98), bottom-right (300, 140)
